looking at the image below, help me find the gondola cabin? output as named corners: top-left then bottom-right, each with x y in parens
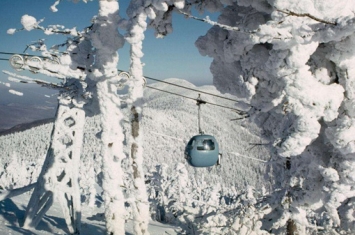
top-left (185, 134), bottom-right (220, 167)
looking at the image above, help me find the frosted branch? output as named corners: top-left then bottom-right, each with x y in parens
top-left (3, 70), bottom-right (64, 89)
top-left (50, 0), bottom-right (61, 12)
top-left (178, 10), bottom-right (241, 31)
top-left (276, 8), bottom-right (337, 26)
top-left (34, 25), bottom-right (82, 36)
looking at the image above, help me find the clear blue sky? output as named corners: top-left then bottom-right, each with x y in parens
top-left (0, 0), bottom-right (217, 86)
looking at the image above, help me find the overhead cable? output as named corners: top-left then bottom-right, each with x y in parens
top-left (119, 69), bottom-right (240, 103)
top-left (0, 51), bottom-right (50, 59)
top-left (146, 85), bottom-right (247, 115)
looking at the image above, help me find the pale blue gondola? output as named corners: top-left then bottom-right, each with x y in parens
top-left (185, 134), bottom-right (220, 167)
top-left (184, 94), bottom-right (222, 167)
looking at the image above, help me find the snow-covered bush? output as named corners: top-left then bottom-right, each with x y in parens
top-left (147, 163), bottom-right (193, 224)
top-left (0, 124), bottom-right (51, 190)
top-left (0, 153), bottom-right (31, 190)
top-left (146, 163), bottom-right (269, 234)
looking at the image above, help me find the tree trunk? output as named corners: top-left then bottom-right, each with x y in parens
top-left (96, 79), bottom-right (126, 235)
top-left (130, 106), bottom-right (150, 235)
top-left (286, 219), bottom-right (299, 235)
top-left (125, 2), bottom-right (151, 233)
top-left (90, 0), bottom-right (127, 233)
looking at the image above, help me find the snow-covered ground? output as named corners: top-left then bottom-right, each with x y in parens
top-left (0, 193), bottom-right (178, 235)
top-left (0, 78), bottom-right (268, 234)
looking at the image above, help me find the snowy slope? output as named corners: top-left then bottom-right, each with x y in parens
top-left (0, 193), bottom-right (178, 235)
top-left (0, 78), bottom-right (269, 234)
top-left (142, 78), bottom-right (269, 189)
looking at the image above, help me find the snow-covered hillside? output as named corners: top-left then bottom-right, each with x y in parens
top-left (0, 78), bottom-right (269, 234)
top-left (142, 78), bottom-right (269, 188)
top-left (0, 193), bottom-right (178, 235)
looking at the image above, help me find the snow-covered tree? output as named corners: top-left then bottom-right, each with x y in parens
top-left (0, 152), bottom-right (29, 190)
top-left (190, 0), bottom-right (355, 233)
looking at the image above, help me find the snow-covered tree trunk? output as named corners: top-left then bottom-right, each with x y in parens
top-left (122, 2), bottom-right (191, 229)
top-left (96, 79), bottom-right (126, 235)
top-left (129, 105), bottom-right (150, 235)
top-left (125, 2), bottom-right (151, 234)
top-left (89, 1), bottom-right (126, 234)
top-left (23, 80), bottom-right (87, 234)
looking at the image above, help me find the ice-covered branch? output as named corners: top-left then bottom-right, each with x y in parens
top-left (8, 14), bottom-right (86, 38)
top-left (178, 10), bottom-right (242, 32)
top-left (2, 70), bottom-right (64, 89)
top-left (276, 8), bottom-right (337, 26)
top-left (50, 0), bottom-right (92, 12)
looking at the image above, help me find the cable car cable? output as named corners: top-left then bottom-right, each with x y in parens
top-left (0, 51), bottom-right (54, 60)
top-left (146, 85), bottom-right (247, 115)
top-left (0, 52), bottom-right (14, 55)
top-left (118, 69), bottom-right (239, 103)
top-left (145, 75), bottom-right (238, 103)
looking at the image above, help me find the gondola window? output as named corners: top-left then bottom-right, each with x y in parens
top-left (197, 139), bottom-right (215, 151)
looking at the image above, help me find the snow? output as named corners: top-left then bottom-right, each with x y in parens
top-left (319, 167), bottom-right (340, 182)
top-left (6, 28), bottom-right (16, 35)
top-left (50, 0), bottom-right (60, 12)
top-left (20, 15), bottom-right (38, 31)
top-left (0, 193), bottom-right (178, 235)
top-left (0, 81), bottom-right (10, 87)
top-left (7, 77), bottom-right (22, 83)
top-left (8, 89), bottom-right (23, 96)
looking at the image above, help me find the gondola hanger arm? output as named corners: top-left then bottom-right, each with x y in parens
top-left (196, 94), bottom-right (207, 106)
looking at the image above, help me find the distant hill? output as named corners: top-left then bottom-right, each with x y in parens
top-left (0, 117), bottom-right (54, 136)
top-left (0, 83), bottom-right (58, 130)
top-left (0, 78), bottom-right (270, 191)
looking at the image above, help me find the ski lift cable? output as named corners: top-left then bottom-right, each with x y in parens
top-left (0, 51), bottom-right (49, 59)
top-left (228, 152), bottom-right (268, 163)
top-left (144, 76), bottom-right (239, 103)
top-left (146, 85), bottom-right (247, 115)
top-left (2, 52), bottom-right (240, 103)
top-left (0, 52), bottom-right (17, 55)
top-left (118, 69), bottom-right (240, 103)
top-left (0, 52), bottom-right (15, 55)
